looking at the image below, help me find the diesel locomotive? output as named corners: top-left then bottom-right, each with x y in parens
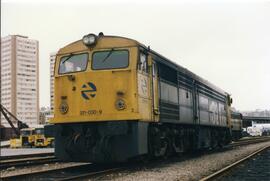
top-left (45, 33), bottom-right (233, 163)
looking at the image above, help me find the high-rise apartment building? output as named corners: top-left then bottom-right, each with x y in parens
top-left (50, 52), bottom-right (56, 112)
top-left (1, 35), bottom-right (39, 127)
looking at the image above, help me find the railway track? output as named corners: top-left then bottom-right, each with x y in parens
top-left (199, 145), bottom-right (270, 181)
top-left (1, 163), bottom-right (124, 181)
top-left (0, 152), bottom-right (58, 170)
top-left (0, 155), bottom-right (60, 170)
top-left (55, 166), bottom-right (124, 181)
top-left (1, 136), bottom-right (270, 181)
top-left (229, 136), bottom-right (270, 148)
top-left (1, 152), bottom-right (54, 161)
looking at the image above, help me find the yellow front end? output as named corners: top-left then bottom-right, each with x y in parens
top-left (51, 36), bottom-right (147, 124)
top-left (29, 135), bottom-right (35, 144)
top-left (20, 128), bottom-right (35, 147)
top-left (34, 134), bottom-right (47, 147)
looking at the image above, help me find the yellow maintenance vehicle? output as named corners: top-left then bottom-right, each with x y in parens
top-left (0, 104), bottom-right (54, 148)
top-left (10, 128), bottom-right (36, 148)
top-left (34, 126), bottom-right (55, 148)
top-left (9, 127), bottom-right (54, 148)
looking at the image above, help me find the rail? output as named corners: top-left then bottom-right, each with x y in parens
top-left (0, 155), bottom-right (59, 170)
top-left (199, 145), bottom-right (270, 181)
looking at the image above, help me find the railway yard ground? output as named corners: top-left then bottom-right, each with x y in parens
top-left (0, 141), bottom-right (10, 148)
top-left (216, 147), bottom-right (270, 181)
top-left (1, 147), bottom-right (54, 157)
top-left (92, 140), bottom-right (270, 181)
top-left (0, 137), bottom-right (269, 181)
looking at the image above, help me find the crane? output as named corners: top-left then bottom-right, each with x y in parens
top-left (0, 103), bottom-right (29, 137)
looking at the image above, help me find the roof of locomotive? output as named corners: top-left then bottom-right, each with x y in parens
top-left (57, 34), bottom-right (228, 97)
top-left (57, 34), bottom-right (139, 55)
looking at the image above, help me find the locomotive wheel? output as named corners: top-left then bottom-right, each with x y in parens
top-left (149, 126), bottom-right (172, 158)
top-left (154, 137), bottom-right (167, 157)
top-left (162, 136), bottom-right (173, 159)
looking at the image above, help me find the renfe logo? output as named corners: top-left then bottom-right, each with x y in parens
top-left (81, 82), bottom-right (97, 100)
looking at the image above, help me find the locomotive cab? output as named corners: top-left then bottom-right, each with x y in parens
top-left (52, 34), bottom-right (157, 124)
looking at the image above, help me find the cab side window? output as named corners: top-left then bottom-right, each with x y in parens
top-left (139, 52), bottom-right (148, 73)
top-left (152, 62), bottom-right (157, 77)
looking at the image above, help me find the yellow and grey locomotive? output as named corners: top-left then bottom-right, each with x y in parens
top-left (45, 33), bottom-right (233, 162)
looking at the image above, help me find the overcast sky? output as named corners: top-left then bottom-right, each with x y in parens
top-left (1, 0), bottom-right (270, 111)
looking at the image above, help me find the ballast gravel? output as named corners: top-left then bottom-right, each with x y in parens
top-left (93, 141), bottom-right (270, 181)
top-left (0, 162), bottom-right (88, 178)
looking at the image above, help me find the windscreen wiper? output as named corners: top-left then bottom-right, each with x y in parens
top-left (62, 53), bottom-right (74, 64)
top-left (102, 49), bottom-right (114, 62)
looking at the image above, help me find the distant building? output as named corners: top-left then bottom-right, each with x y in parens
top-left (39, 107), bottom-right (53, 124)
top-left (50, 52), bottom-right (56, 112)
top-left (1, 35), bottom-right (39, 127)
top-left (242, 109), bottom-right (270, 117)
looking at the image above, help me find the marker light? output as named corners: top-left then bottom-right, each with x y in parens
top-left (82, 34), bottom-right (97, 47)
top-left (59, 102), bottom-right (69, 114)
top-left (115, 99), bottom-right (126, 110)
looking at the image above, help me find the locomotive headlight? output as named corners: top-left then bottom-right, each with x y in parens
top-left (82, 34), bottom-right (97, 47)
top-left (59, 102), bottom-right (69, 114)
top-left (115, 99), bottom-right (126, 110)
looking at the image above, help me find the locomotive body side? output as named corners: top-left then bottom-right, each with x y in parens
top-left (146, 51), bottom-right (232, 153)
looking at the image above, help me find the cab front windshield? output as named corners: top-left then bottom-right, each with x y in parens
top-left (21, 130), bottom-right (32, 136)
top-left (59, 53), bottom-right (88, 74)
top-left (35, 128), bottom-right (44, 135)
top-left (92, 50), bottom-right (129, 70)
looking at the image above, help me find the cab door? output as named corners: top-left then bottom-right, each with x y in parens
top-left (137, 50), bottom-right (160, 122)
top-left (148, 56), bottom-right (159, 122)
top-left (137, 50), bottom-right (152, 121)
